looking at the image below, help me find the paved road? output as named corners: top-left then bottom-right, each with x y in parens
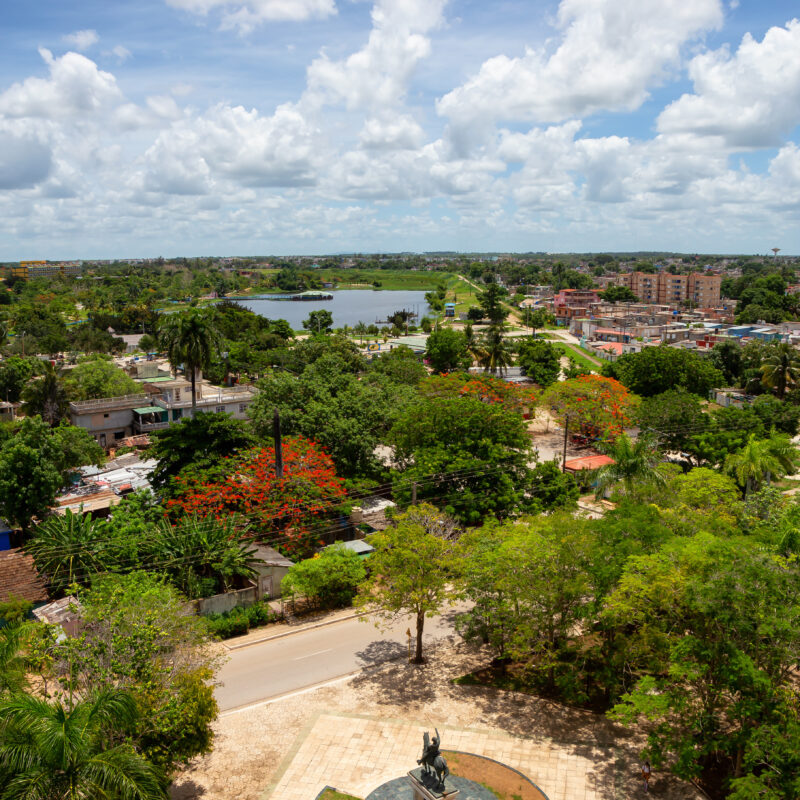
top-left (215, 608), bottom-right (462, 712)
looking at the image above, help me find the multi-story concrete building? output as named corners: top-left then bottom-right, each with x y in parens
top-left (10, 261), bottom-right (82, 279)
top-left (553, 289), bottom-right (601, 321)
top-left (618, 272), bottom-right (721, 307)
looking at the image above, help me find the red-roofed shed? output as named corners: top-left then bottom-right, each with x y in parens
top-left (564, 454), bottom-right (615, 473)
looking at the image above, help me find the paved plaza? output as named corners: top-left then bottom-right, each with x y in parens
top-left (262, 713), bottom-right (593, 800)
top-left (172, 638), bottom-right (704, 800)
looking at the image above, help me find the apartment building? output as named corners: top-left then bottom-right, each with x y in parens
top-left (10, 261), bottom-right (82, 279)
top-left (618, 272), bottom-right (721, 307)
top-left (553, 289), bottom-right (601, 321)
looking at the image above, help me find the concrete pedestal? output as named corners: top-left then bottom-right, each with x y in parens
top-left (408, 767), bottom-right (459, 800)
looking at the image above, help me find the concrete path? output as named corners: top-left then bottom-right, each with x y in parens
top-left (216, 607), bottom-right (462, 712)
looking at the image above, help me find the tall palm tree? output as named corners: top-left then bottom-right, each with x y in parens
top-left (354, 322), bottom-right (367, 345)
top-left (594, 433), bottom-right (665, 498)
top-left (21, 362), bottom-right (68, 427)
top-left (26, 510), bottom-right (106, 597)
top-left (158, 310), bottom-right (222, 414)
top-left (760, 343), bottom-right (800, 398)
top-left (724, 433), bottom-right (800, 497)
top-left (477, 326), bottom-right (514, 375)
top-left (0, 690), bottom-right (166, 800)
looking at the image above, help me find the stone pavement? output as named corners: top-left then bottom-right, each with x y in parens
top-left (262, 712), bottom-right (611, 800)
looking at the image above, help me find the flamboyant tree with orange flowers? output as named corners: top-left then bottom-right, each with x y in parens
top-left (541, 375), bottom-right (639, 442)
top-left (419, 373), bottom-right (537, 418)
top-left (166, 436), bottom-right (347, 558)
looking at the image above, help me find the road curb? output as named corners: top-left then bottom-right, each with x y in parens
top-left (223, 611), bottom-right (366, 651)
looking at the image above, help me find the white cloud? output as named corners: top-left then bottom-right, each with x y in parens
top-left (437, 0), bottom-right (724, 127)
top-left (359, 114), bottom-right (424, 150)
top-left (166, 0), bottom-right (336, 33)
top-left (0, 131), bottom-right (52, 189)
top-left (657, 20), bottom-right (800, 147)
top-left (62, 29), bottom-right (99, 51)
top-left (0, 49), bottom-right (121, 119)
top-left (306, 0), bottom-right (447, 110)
top-left (111, 45), bottom-right (132, 63)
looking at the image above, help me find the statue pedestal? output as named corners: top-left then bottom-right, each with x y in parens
top-left (408, 768), bottom-right (459, 800)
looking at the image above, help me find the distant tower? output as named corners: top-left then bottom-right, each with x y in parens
top-left (772, 247), bottom-right (781, 257)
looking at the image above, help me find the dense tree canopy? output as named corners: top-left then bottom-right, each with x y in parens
top-left (603, 345), bottom-right (724, 397)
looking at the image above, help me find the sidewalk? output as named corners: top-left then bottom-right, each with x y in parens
top-left (221, 606), bottom-right (363, 650)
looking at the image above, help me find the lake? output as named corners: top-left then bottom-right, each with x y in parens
top-left (235, 289), bottom-right (432, 330)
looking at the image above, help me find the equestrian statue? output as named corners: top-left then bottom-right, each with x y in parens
top-left (418, 728), bottom-right (449, 791)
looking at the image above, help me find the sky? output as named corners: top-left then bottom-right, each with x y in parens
top-left (0, 0), bottom-right (799, 259)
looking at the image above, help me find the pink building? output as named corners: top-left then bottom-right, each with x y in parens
top-left (553, 289), bottom-right (600, 320)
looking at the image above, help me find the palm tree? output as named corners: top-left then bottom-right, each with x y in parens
top-left (21, 362), bottom-right (68, 427)
top-left (0, 690), bottom-right (166, 800)
top-left (354, 322), bottom-right (367, 345)
top-left (724, 433), bottom-right (800, 497)
top-left (26, 510), bottom-right (106, 597)
top-left (594, 433), bottom-right (665, 498)
top-left (0, 626), bottom-right (27, 696)
top-left (149, 515), bottom-right (258, 598)
top-left (477, 327), bottom-right (514, 375)
top-left (158, 310), bottom-right (222, 414)
top-left (760, 343), bottom-right (800, 399)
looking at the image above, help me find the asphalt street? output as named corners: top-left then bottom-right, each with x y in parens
top-left (215, 607), bottom-right (462, 712)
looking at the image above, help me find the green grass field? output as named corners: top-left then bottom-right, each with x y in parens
top-left (550, 341), bottom-right (601, 371)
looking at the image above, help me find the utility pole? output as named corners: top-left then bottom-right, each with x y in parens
top-left (273, 408), bottom-right (283, 478)
top-left (562, 415), bottom-right (570, 471)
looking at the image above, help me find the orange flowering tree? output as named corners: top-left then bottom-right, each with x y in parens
top-left (166, 436), bottom-right (347, 558)
top-left (419, 373), bottom-right (536, 418)
top-left (541, 375), bottom-right (639, 443)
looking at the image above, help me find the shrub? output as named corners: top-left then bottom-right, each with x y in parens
top-left (203, 601), bottom-right (277, 639)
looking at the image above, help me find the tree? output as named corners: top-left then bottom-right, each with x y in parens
top-left (524, 307), bottom-right (554, 337)
top-left (158, 310), bottom-right (223, 413)
top-left (368, 346), bottom-right (427, 386)
top-left (598, 285), bottom-right (638, 303)
top-left (148, 515), bottom-right (258, 599)
top-left (476, 327), bottom-right (514, 375)
top-left (166, 437), bottom-right (347, 558)
top-left (0, 424), bottom-right (62, 533)
top-left (59, 572), bottom-right (219, 776)
top-left (0, 625), bottom-right (28, 695)
top-left (527, 459), bottom-right (579, 512)
top-left (26, 511), bottom-right (106, 597)
top-left (0, 356), bottom-right (38, 403)
top-left (724, 433), bottom-right (799, 497)
top-left (282, 544), bottom-right (367, 609)
top-left (424, 328), bottom-right (471, 374)
top-left (542, 375), bottom-right (638, 443)
top-left (760, 342), bottom-right (800, 399)
top-left (302, 309), bottom-right (334, 335)
top-left (603, 345), bottom-right (724, 398)
top-left (148, 412), bottom-right (255, 494)
top-left (608, 536), bottom-right (800, 797)
top-left (517, 338), bottom-right (560, 387)
top-left (21, 361), bottom-right (68, 426)
top-left (63, 356), bottom-right (140, 401)
top-left (250, 358), bottom-right (413, 478)
top-left (389, 391), bottom-right (536, 524)
top-left (636, 389), bottom-right (706, 451)
top-left (710, 340), bottom-right (743, 385)
top-left (478, 281), bottom-right (508, 325)
top-left (0, 690), bottom-right (167, 800)
top-left (355, 519), bottom-right (454, 662)
top-left (594, 433), bottom-right (665, 498)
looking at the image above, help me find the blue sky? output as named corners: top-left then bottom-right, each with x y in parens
top-left (0, 0), bottom-right (798, 259)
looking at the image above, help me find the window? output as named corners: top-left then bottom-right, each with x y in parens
top-left (103, 413), bottom-right (109, 418)
top-left (175, 389), bottom-right (181, 400)
top-left (239, 404), bottom-right (247, 413)
top-left (216, 406), bottom-right (225, 413)
top-left (114, 431), bottom-right (124, 441)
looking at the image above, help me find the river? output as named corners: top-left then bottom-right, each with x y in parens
top-left (234, 289), bottom-right (432, 330)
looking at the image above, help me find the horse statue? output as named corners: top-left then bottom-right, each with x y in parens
top-left (418, 728), bottom-right (449, 791)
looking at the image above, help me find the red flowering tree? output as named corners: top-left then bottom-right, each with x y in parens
top-left (541, 375), bottom-right (639, 443)
top-left (166, 436), bottom-right (347, 558)
top-left (419, 373), bottom-right (536, 418)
